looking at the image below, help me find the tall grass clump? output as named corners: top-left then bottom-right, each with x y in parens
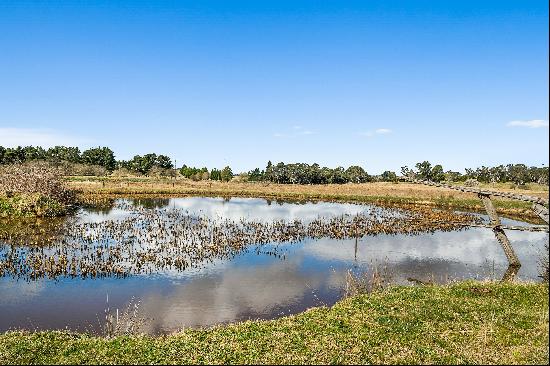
top-left (0, 162), bottom-right (76, 217)
top-left (343, 265), bottom-right (393, 298)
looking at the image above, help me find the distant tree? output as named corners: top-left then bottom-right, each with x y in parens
top-left (2, 146), bottom-right (25, 164)
top-left (345, 165), bottom-right (370, 183)
top-left (414, 161), bottom-right (445, 182)
top-left (329, 167), bottom-right (347, 184)
top-left (400, 166), bottom-right (412, 177)
top-left (247, 168), bottom-right (263, 181)
top-left (431, 164), bottom-right (445, 182)
top-left (264, 161), bottom-right (273, 181)
top-left (23, 146), bottom-right (47, 162)
top-left (156, 155), bottom-right (173, 169)
top-left (81, 147), bottom-right (116, 171)
top-left (507, 164), bottom-right (530, 186)
top-left (444, 170), bottom-right (462, 182)
top-left (415, 161), bottom-right (433, 180)
top-left (47, 146), bottom-right (80, 164)
top-left (380, 171), bottom-right (398, 182)
top-left (210, 168), bottom-right (221, 181)
top-left (220, 166), bottom-right (233, 182)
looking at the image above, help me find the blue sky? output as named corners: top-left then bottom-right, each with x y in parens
top-left (0, 0), bottom-right (548, 174)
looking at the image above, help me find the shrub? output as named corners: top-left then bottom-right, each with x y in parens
top-left (0, 162), bottom-right (76, 217)
top-left (111, 168), bottom-right (141, 177)
top-left (56, 162), bottom-right (108, 176)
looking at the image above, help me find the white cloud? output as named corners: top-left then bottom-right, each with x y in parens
top-left (507, 120), bottom-right (549, 128)
top-left (274, 126), bottom-right (316, 138)
top-left (0, 127), bottom-right (94, 147)
top-left (361, 128), bottom-right (392, 137)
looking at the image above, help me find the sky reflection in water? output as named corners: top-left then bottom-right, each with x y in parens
top-left (0, 197), bottom-right (547, 334)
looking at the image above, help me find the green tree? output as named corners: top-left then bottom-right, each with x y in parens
top-left (264, 161), bottom-right (273, 181)
top-left (380, 171), bottom-right (398, 182)
top-left (47, 146), bottom-right (81, 164)
top-left (156, 155), bottom-right (173, 169)
top-left (81, 147), bottom-right (116, 171)
top-left (414, 161), bottom-right (445, 182)
top-left (345, 166), bottom-right (370, 183)
top-left (220, 166), bottom-right (233, 182)
top-left (247, 168), bottom-right (263, 181)
top-left (210, 168), bottom-right (222, 181)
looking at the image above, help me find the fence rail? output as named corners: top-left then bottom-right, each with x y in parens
top-left (399, 175), bottom-right (549, 281)
top-left (400, 176), bottom-right (549, 205)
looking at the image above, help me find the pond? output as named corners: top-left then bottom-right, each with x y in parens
top-left (0, 197), bottom-right (547, 334)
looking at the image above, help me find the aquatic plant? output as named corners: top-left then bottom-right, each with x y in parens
top-left (0, 202), bottom-right (480, 281)
top-left (103, 296), bottom-right (149, 338)
top-left (343, 265), bottom-right (393, 298)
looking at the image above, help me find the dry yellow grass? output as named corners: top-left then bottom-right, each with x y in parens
top-left (69, 178), bottom-right (549, 199)
top-left (68, 177), bottom-right (548, 221)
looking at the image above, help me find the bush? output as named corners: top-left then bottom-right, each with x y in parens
top-left (0, 162), bottom-right (76, 217)
top-left (56, 162), bottom-right (108, 176)
top-left (147, 167), bottom-right (178, 178)
top-left (111, 168), bottom-right (139, 177)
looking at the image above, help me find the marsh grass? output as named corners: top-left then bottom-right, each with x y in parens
top-left (102, 296), bottom-right (150, 338)
top-left (343, 265), bottom-right (393, 298)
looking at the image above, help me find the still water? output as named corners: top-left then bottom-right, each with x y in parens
top-left (0, 197), bottom-right (547, 334)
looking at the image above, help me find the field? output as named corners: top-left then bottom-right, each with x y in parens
top-left (0, 282), bottom-right (547, 365)
top-left (68, 177), bottom-right (549, 221)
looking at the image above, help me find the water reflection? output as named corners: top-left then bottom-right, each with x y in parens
top-left (0, 197), bottom-right (546, 334)
top-left (0, 202), bottom-right (477, 281)
top-left (132, 198), bottom-right (170, 210)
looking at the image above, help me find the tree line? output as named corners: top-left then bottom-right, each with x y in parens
top-left (179, 165), bottom-right (233, 182)
top-left (0, 145), bottom-right (173, 176)
top-left (401, 161), bottom-right (549, 185)
top-left (1, 145), bottom-right (547, 184)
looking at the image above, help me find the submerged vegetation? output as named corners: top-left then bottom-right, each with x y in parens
top-left (0, 202), bottom-right (479, 280)
top-left (0, 282), bottom-right (547, 365)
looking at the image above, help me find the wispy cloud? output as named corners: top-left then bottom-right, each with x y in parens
top-left (0, 127), bottom-right (94, 147)
top-left (506, 120), bottom-right (548, 128)
top-left (274, 126), bottom-right (316, 138)
top-left (360, 128), bottom-right (392, 137)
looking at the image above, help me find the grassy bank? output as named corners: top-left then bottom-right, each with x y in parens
top-left (1, 282), bottom-right (548, 365)
top-left (69, 178), bottom-right (548, 221)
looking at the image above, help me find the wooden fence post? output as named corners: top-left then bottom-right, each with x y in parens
top-left (532, 203), bottom-right (549, 224)
top-left (478, 193), bottom-right (521, 270)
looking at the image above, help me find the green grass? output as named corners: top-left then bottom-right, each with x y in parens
top-left (1, 282), bottom-right (547, 365)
